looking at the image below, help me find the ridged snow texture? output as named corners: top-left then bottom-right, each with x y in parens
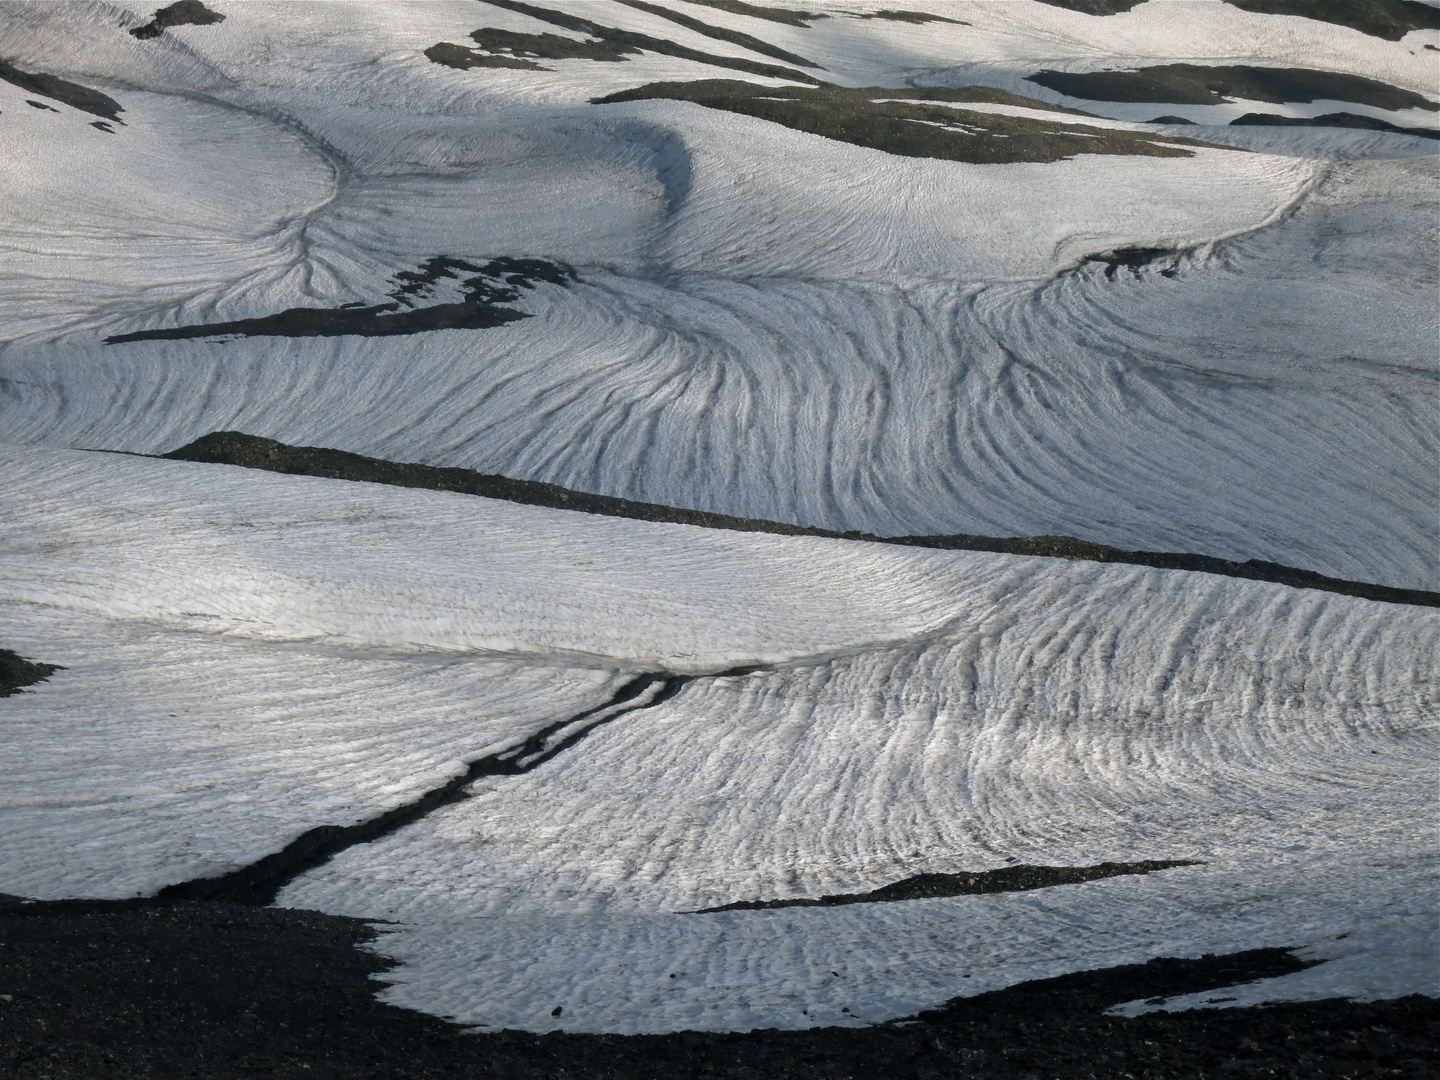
top-left (0, 4), bottom-right (1434, 588)
top-left (0, 0), bottom-right (1436, 1034)
top-left (2, 446), bottom-right (1435, 1030)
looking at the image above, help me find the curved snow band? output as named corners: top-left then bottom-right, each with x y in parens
top-left (10, 664), bottom-right (1175, 915)
top-left (157, 432), bottom-right (1440, 609)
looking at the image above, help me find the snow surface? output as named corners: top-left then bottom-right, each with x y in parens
top-left (0, 601), bottom-right (625, 900)
top-left (0, 0), bottom-right (1435, 1034)
top-left (275, 517), bottom-right (1435, 1030)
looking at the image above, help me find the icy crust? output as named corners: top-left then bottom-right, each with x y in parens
top-left (0, 601), bottom-right (626, 900)
top-left (277, 562), bottom-right (1436, 1031)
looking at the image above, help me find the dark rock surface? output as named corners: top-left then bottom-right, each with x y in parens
top-left (614, 0), bottom-right (822, 67)
top-left (1027, 63), bottom-right (1438, 112)
top-left (434, 0), bottom-right (823, 83)
top-left (105, 257), bottom-right (573, 343)
top-left (130, 0), bottom-right (225, 40)
top-left (855, 9), bottom-right (969, 23)
top-left (0, 902), bottom-right (1433, 1080)
top-left (593, 80), bottom-right (1217, 164)
top-left (1036, 0), bottom-right (1150, 14)
top-left (1231, 111), bottom-right (1439, 139)
top-left (0, 60), bottom-right (122, 122)
top-left (684, 0), bottom-right (827, 28)
top-left (1222, 0), bottom-right (1440, 41)
top-left (689, 860), bottom-right (1199, 912)
top-left (0, 650), bottom-right (62, 698)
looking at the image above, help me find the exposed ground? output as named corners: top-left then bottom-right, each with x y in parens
top-left (104, 258), bottom-right (574, 343)
top-left (1037, 0), bottom-right (1149, 14)
top-left (1232, 111), bottom-right (1440, 138)
top-left (682, 0), bottom-right (826, 28)
top-left (1, 899), bottom-right (1433, 1080)
top-left (426, 0), bottom-right (822, 83)
top-left (0, 60), bottom-right (122, 121)
top-left (1221, 0), bottom-right (1440, 41)
top-left (130, 0), bottom-right (224, 41)
top-left (0, 650), bottom-right (61, 698)
top-left (854, 9), bottom-right (968, 24)
top-left (592, 80), bottom-right (1218, 164)
top-left (1026, 64), bottom-right (1439, 111)
top-left (689, 860), bottom-right (1200, 912)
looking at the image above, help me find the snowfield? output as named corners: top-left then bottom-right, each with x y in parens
top-left (1, 0), bottom-right (1435, 1036)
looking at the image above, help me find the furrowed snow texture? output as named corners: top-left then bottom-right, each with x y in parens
top-left (0, 0), bottom-right (1435, 1038)
top-left (160, 431), bottom-right (1440, 608)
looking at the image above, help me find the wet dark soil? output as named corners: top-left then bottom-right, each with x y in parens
top-left (0, 649), bottom-right (62, 698)
top-left (615, 0), bottom-right (821, 68)
top-left (689, 860), bottom-right (1198, 912)
top-left (130, 0), bottom-right (224, 40)
top-left (156, 431), bottom-right (1440, 609)
top-left (104, 257), bottom-right (573, 344)
top-left (1027, 64), bottom-right (1438, 112)
top-left (0, 60), bottom-right (122, 122)
top-left (1, 901), bottom-right (1434, 1080)
top-left (1222, 0), bottom-right (1440, 41)
top-left (685, 0), bottom-right (827, 28)
top-left (1036, 0), bottom-right (1149, 14)
top-left (593, 79), bottom-right (1217, 164)
top-left (442, 0), bottom-right (822, 84)
top-left (854, 9), bottom-right (968, 24)
top-left (1232, 111), bottom-right (1440, 139)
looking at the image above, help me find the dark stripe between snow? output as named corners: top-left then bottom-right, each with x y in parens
top-left (684, 860), bottom-right (1201, 912)
top-left (152, 670), bottom-right (735, 906)
top-left (145, 432), bottom-right (1440, 608)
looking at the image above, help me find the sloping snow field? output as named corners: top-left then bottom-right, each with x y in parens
top-left (1, 0), bottom-right (1435, 1036)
